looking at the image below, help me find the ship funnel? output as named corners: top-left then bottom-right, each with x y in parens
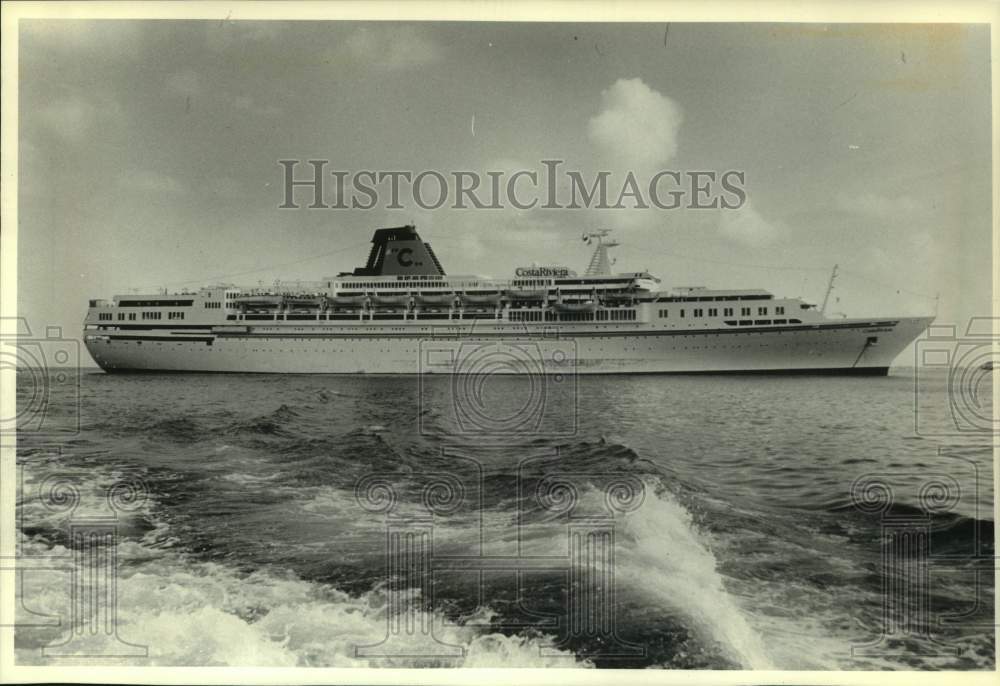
top-left (352, 224), bottom-right (446, 277)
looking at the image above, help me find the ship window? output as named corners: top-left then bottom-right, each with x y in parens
top-left (758, 307), bottom-right (768, 315)
top-left (739, 320), bottom-right (752, 326)
top-left (708, 308), bottom-right (718, 316)
top-left (776, 306), bottom-right (785, 315)
top-left (724, 308), bottom-right (733, 316)
top-left (773, 319), bottom-right (787, 324)
top-left (754, 319), bottom-right (771, 325)
top-left (680, 309), bottom-right (685, 318)
top-left (693, 308), bottom-right (703, 317)
top-left (741, 307), bottom-right (750, 316)
top-left (789, 318), bottom-right (802, 324)
top-left (118, 299), bottom-right (193, 307)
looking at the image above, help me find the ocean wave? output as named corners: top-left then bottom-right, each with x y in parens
top-left (85, 408), bottom-right (215, 444)
top-left (225, 404), bottom-right (303, 439)
top-left (608, 487), bottom-right (773, 669)
top-left (826, 500), bottom-right (995, 550)
top-left (14, 537), bottom-right (588, 668)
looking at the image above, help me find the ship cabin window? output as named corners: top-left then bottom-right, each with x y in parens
top-left (758, 307), bottom-right (768, 315)
top-left (204, 302), bottom-right (222, 309)
top-left (680, 309), bottom-right (685, 318)
top-left (128, 313), bottom-right (136, 321)
top-left (168, 312), bottom-right (185, 320)
top-left (117, 299), bottom-right (194, 307)
top-left (693, 308), bottom-right (704, 317)
top-left (724, 308), bottom-right (734, 316)
top-left (754, 319), bottom-right (772, 325)
top-left (738, 320), bottom-right (752, 326)
top-left (708, 308), bottom-right (718, 316)
top-left (741, 307), bottom-right (751, 316)
top-left (658, 309), bottom-right (668, 318)
top-left (775, 306), bottom-right (785, 315)
top-left (773, 319), bottom-right (787, 324)
top-left (141, 311), bottom-right (162, 320)
top-left (117, 313), bottom-right (125, 321)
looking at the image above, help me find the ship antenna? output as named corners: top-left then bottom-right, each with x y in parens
top-left (583, 229), bottom-right (620, 275)
top-left (820, 263), bottom-right (839, 315)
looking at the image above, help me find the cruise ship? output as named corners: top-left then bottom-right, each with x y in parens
top-left (83, 225), bottom-right (932, 374)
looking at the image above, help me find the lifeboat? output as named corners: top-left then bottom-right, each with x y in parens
top-left (328, 294), bottom-right (369, 307)
top-left (371, 293), bottom-right (411, 307)
top-left (414, 292), bottom-right (457, 306)
top-left (553, 300), bottom-right (597, 313)
top-left (232, 294), bottom-right (283, 308)
top-left (505, 288), bottom-right (546, 301)
top-left (284, 295), bottom-right (324, 308)
top-left (460, 291), bottom-right (503, 305)
top-left (600, 291), bottom-right (635, 303)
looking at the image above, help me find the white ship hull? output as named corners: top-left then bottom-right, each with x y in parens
top-left (84, 316), bottom-right (931, 375)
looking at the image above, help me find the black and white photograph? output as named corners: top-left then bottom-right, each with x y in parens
top-left (1, 2), bottom-right (996, 682)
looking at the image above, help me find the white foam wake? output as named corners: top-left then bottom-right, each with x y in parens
top-left (14, 535), bottom-right (589, 668)
top-left (616, 487), bottom-right (773, 669)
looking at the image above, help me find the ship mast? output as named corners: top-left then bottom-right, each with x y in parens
top-left (820, 264), bottom-right (839, 315)
top-left (582, 229), bottom-right (620, 275)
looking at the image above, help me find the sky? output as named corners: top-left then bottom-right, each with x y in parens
top-left (16, 21), bottom-right (992, 364)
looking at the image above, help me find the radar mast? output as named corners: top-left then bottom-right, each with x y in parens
top-left (582, 229), bottom-right (620, 275)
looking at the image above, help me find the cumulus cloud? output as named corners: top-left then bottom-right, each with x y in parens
top-left (836, 192), bottom-right (925, 220)
top-left (341, 26), bottom-right (443, 71)
top-left (204, 21), bottom-right (281, 53)
top-left (230, 93), bottom-right (283, 118)
top-left (21, 20), bottom-right (142, 56)
top-left (36, 97), bottom-right (96, 141)
top-left (588, 78), bottom-right (683, 175)
top-left (204, 176), bottom-right (245, 200)
top-left (165, 70), bottom-right (204, 98)
top-left (118, 169), bottom-right (186, 195)
top-left (36, 95), bottom-right (122, 142)
top-left (718, 202), bottom-right (782, 246)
